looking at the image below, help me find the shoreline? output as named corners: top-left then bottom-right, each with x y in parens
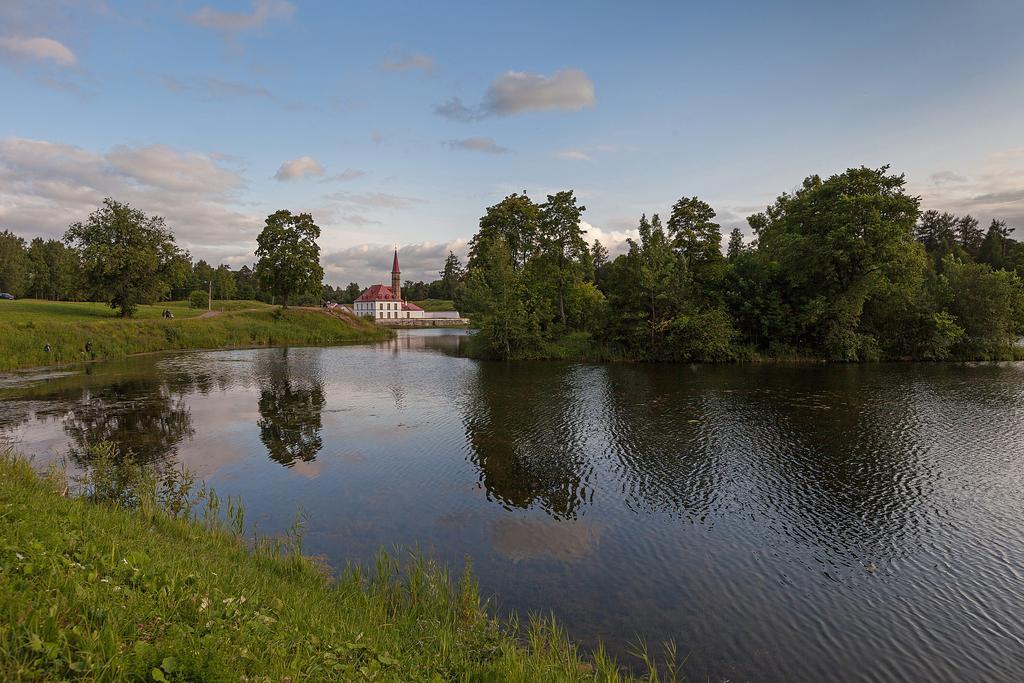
top-left (0, 449), bottom-right (643, 680)
top-left (0, 305), bottom-right (392, 373)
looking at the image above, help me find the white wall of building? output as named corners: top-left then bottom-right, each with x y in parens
top-left (353, 299), bottom-right (424, 319)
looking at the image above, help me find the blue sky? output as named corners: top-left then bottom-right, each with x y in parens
top-left (1, 0), bottom-right (1023, 285)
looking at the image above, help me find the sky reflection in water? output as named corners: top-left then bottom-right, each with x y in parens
top-left (2, 330), bottom-right (1024, 682)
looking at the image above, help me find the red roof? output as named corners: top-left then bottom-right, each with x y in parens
top-left (402, 302), bottom-right (423, 311)
top-left (355, 284), bottom-right (399, 302)
top-left (391, 249), bottom-right (400, 274)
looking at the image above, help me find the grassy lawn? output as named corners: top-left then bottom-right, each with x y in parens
top-left (0, 450), bottom-right (641, 681)
top-left (0, 299), bottom-right (272, 323)
top-left (0, 305), bottom-right (390, 372)
top-left (409, 299), bottom-right (456, 312)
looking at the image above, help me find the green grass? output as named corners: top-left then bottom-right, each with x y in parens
top-left (0, 449), bottom-right (656, 681)
top-left (0, 305), bottom-right (391, 372)
top-left (0, 299), bottom-right (271, 323)
top-left (409, 299), bottom-right (456, 312)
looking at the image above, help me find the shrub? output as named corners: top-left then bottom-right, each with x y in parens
top-left (188, 290), bottom-right (209, 309)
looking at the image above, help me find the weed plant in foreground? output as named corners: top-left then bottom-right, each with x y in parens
top-left (0, 445), bottom-right (676, 681)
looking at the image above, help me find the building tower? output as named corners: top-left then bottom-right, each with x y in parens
top-left (391, 247), bottom-right (401, 300)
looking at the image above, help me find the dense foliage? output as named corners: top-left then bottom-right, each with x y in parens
top-left (63, 199), bottom-right (181, 317)
top-left (254, 210), bottom-right (324, 308)
top-left (1, 200), bottom-right (458, 312)
top-left (0, 200), bottom-right (340, 314)
top-left (461, 167), bottom-right (1024, 361)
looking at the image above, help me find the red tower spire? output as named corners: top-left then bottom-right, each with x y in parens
top-left (391, 247), bottom-right (401, 300)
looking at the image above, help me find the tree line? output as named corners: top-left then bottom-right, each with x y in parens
top-left (0, 198), bottom-right (461, 315)
top-left (460, 166), bottom-right (1024, 361)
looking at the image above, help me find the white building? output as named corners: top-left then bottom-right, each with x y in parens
top-left (353, 249), bottom-right (426, 320)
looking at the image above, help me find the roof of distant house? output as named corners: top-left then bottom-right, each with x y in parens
top-left (402, 302), bottom-right (424, 311)
top-left (355, 284), bottom-right (399, 302)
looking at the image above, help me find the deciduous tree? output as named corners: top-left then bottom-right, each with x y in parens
top-left (64, 198), bottom-right (180, 317)
top-left (254, 210), bottom-right (324, 308)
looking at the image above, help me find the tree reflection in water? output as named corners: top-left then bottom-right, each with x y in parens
top-left (62, 378), bottom-right (195, 468)
top-left (461, 362), bottom-right (590, 519)
top-left (255, 348), bottom-right (327, 468)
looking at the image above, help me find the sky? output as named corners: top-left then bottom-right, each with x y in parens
top-left (1, 0), bottom-right (1023, 287)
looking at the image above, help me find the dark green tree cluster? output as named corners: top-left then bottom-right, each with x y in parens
top-left (0, 230), bottom-right (84, 301)
top-left (463, 167), bottom-right (1024, 361)
top-left (1, 198), bottom-right (330, 316)
top-left (462, 190), bottom-right (603, 357)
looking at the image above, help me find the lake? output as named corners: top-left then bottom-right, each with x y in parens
top-left (2, 329), bottom-right (1023, 681)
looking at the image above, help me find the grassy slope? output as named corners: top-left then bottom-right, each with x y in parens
top-left (0, 303), bottom-right (391, 372)
top-left (0, 454), bottom-right (635, 681)
top-left (409, 299), bottom-right (456, 312)
top-left (0, 299), bottom-right (270, 323)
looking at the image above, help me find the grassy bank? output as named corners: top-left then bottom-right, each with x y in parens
top-left (410, 299), bottom-right (456, 312)
top-left (0, 302), bottom-right (391, 372)
top-left (0, 450), bottom-right (648, 681)
top-left (0, 299), bottom-right (270, 322)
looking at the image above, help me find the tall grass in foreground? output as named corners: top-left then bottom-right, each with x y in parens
top-left (0, 308), bottom-right (390, 372)
top-left (0, 445), bottom-right (677, 681)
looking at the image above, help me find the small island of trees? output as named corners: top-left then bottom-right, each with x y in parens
top-left (459, 165), bottom-right (1024, 362)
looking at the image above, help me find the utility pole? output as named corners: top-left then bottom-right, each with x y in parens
top-left (208, 278), bottom-right (212, 311)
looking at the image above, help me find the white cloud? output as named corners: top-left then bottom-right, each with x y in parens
top-left (436, 68), bottom-right (595, 121)
top-left (325, 191), bottom-right (425, 209)
top-left (189, 0), bottom-right (295, 34)
top-left (274, 155), bottom-right (325, 181)
top-left (556, 149), bottom-right (591, 161)
top-left (580, 220), bottom-right (637, 258)
top-left (108, 144), bottom-right (242, 194)
top-left (444, 137), bottom-right (508, 154)
top-left (484, 69), bottom-right (595, 115)
top-left (0, 36), bottom-right (76, 66)
top-left (0, 137), bottom-right (260, 257)
top-left (378, 48), bottom-right (435, 74)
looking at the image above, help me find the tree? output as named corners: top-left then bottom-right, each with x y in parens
top-left (64, 198), bottom-right (180, 317)
top-left (536, 190), bottom-right (588, 326)
top-left (254, 210), bottom-right (324, 308)
top-left (213, 264), bottom-right (236, 300)
top-left (939, 257), bottom-right (1024, 359)
top-left (726, 228), bottom-right (745, 260)
top-left (914, 210), bottom-right (959, 262)
top-left (439, 251), bottom-right (465, 301)
top-left (469, 192), bottom-right (540, 271)
top-left (164, 250), bottom-right (194, 301)
top-left (591, 239), bottom-right (609, 290)
top-left (956, 215), bottom-right (984, 257)
top-left (667, 196), bottom-right (722, 264)
top-left (342, 282), bottom-right (362, 304)
top-left (0, 230), bottom-right (28, 297)
top-left (978, 219), bottom-right (1013, 270)
top-left (750, 166), bottom-right (921, 359)
top-left (26, 238), bottom-right (80, 300)
top-left (234, 265), bottom-right (259, 300)
top-left (604, 214), bottom-right (683, 354)
top-left (462, 235), bottom-right (538, 358)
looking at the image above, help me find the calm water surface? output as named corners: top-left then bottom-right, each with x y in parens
top-left (2, 330), bottom-right (1024, 682)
